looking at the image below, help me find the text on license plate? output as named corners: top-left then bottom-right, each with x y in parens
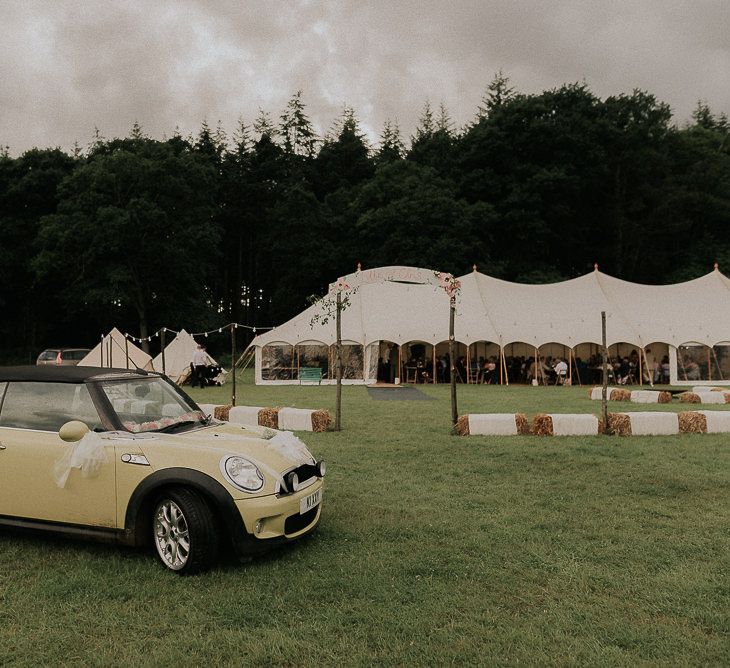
top-left (300, 488), bottom-right (322, 514)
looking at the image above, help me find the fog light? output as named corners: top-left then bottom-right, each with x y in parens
top-left (317, 460), bottom-right (326, 477)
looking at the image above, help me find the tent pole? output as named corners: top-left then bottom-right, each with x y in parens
top-left (291, 344), bottom-right (295, 380)
top-left (161, 328), bottom-right (166, 375)
top-left (573, 347), bottom-right (582, 386)
top-left (466, 345), bottom-right (470, 384)
top-left (100, 334), bottom-right (104, 367)
top-left (708, 347), bottom-right (712, 382)
top-left (125, 337), bottom-right (129, 370)
top-left (297, 345), bottom-right (300, 380)
top-left (432, 345), bottom-right (436, 385)
top-left (398, 345), bottom-right (401, 384)
top-left (568, 346), bottom-right (572, 385)
top-left (638, 346), bottom-right (643, 386)
top-left (642, 347), bottom-right (653, 387)
top-left (503, 346), bottom-right (509, 386)
top-left (711, 346), bottom-right (724, 380)
top-left (499, 346), bottom-right (503, 385)
top-left (108, 336), bottom-right (112, 368)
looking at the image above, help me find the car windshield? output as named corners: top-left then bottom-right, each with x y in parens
top-left (98, 377), bottom-right (206, 433)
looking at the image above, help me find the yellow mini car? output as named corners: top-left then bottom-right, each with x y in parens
top-left (0, 366), bottom-right (325, 574)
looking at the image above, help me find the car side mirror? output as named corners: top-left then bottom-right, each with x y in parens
top-left (59, 420), bottom-right (90, 443)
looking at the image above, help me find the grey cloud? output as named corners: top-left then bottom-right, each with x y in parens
top-left (1, 0), bottom-right (728, 155)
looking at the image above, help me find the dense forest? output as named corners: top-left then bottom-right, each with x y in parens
top-left (1, 75), bottom-right (729, 363)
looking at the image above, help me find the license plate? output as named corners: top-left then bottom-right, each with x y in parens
top-left (300, 488), bottom-right (322, 514)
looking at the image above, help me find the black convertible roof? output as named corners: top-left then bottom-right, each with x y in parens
top-left (0, 366), bottom-right (153, 383)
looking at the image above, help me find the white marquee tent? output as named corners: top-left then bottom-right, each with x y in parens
top-left (250, 266), bottom-right (730, 386)
top-left (79, 327), bottom-right (154, 371)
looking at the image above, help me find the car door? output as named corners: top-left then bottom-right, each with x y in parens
top-left (0, 381), bottom-right (117, 528)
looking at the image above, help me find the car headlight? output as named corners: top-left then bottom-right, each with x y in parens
top-left (221, 456), bottom-right (264, 492)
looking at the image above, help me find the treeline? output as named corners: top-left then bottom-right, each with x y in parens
top-left (1, 75), bottom-right (729, 362)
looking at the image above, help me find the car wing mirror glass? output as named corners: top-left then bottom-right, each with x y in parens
top-left (59, 420), bottom-right (90, 443)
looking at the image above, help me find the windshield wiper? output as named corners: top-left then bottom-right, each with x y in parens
top-left (156, 420), bottom-right (198, 433)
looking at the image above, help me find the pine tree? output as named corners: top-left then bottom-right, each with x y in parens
top-left (476, 70), bottom-right (516, 119)
top-left (280, 91), bottom-right (317, 157)
top-left (253, 109), bottom-right (276, 140)
top-left (377, 119), bottom-right (405, 164)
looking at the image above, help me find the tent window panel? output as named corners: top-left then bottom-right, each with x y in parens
top-left (261, 345), bottom-right (296, 381)
top-left (339, 345), bottom-right (364, 380)
top-left (298, 345), bottom-right (330, 380)
top-left (678, 344), bottom-right (729, 382)
top-left (365, 344), bottom-right (379, 380)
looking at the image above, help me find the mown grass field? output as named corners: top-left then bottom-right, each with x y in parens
top-left (1, 374), bottom-right (729, 666)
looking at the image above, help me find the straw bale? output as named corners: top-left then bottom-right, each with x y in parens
top-left (699, 410), bottom-right (730, 433)
top-left (214, 405), bottom-right (231, 421)
top-left (468, 414), bottom-right (519, 435)
top-left (678, 392), bottom-right (701, 403)
top-left (550, 413), bottom-right (600, 436)
top-left (610, 389), bottom-right (631, 402)
top-left (258, 407), bottom-right (279, 429)
top-left (590, 387), bottom-right (616, 400)
top-left (678, 411), bottom-right (707, 434)
top-left (724, 393), bottom-right (730, 404)
top-left (657, 391), bottom-right (672, 404)
top-left (626, 411), bottom-right (679, 435)
top-left (311, 409), bottom-right (332, 433)
top-left (455, 415), bottom-right (470, 436)
top-left (696, 392), bottom-right (726, 404)
top-left (515, 413), bottom-right (530, 435)
top-left (532, 414), bottom-right (554, 436)
top-left (608, 412), bottom-right (631, 436)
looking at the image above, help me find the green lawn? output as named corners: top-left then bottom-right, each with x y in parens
top-left (1, 375), bottom-right (728, 665)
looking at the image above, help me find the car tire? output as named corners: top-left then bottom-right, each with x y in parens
top-left (152, 487), bottom-right (219, 575)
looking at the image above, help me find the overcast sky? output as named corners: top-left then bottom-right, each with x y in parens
top-left (1, 0), bottom-right (728, 155)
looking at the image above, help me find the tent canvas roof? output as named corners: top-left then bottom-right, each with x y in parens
top-left (152, 329), bottom-right (216, 383)
top-left (252, 266), bottom-right (730, 349)
top-left (78, 327), bottom-right (154, 370)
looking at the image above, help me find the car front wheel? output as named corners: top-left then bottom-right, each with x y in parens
top-left (152, 488), bottom-right (219, 574)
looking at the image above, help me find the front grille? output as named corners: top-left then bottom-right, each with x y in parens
top-left (284, 507), bottom-right (318, 535)
top-left (280, 462), bottom-right (319, 495)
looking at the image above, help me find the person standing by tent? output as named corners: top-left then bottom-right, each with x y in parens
top-left (191, 343), bottom-right (209, 389)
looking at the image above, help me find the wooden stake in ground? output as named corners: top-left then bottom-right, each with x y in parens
top-left (449, 293), bottom-right (458, 426)
top-left (231, 323), bottom-right (237, 407)
top-left (335, 290), bottom-right (342, 431)
top-left (602, 311), bottom-right (610, 433)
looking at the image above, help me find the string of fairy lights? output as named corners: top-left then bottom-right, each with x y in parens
top-left (121, 322), bottom-right (274, 344)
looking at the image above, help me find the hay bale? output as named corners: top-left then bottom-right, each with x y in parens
top-left (678, 411), bottom-right (707, 433)
top-left (610, 389), bottom-right (631, 402)
top-left (550, 414), bottom-right (600, 436)
top-left (258, 407), bottom-right (279, 429)
top-left (699, 410), bottom-right (730, 433)
top-left (515, 413), bottom-right (530, 435)
top-left (311, 409), bottom-right (332, 432)
top-left (278, 407), bottom-right (316, 431)
top-left (468, 414), bottom-right (519, 436)
top-left (608, 412), bottom-right (631, 436)
top-left (658, 391), bottom-right (672, 404)
top-left (214, 404), bottom-right (231, 421)
top-left (590, 387), bottom-right (616, 400)
top-left (532, 414), bottom-right (554, 436)
top-left (228, 406), bottom-right (264, 425)
top-left (626, 412), bottom-right (679, 436)
top-left (724, 393), bottom-right (730, 404)
top-left (697, 392), bottom-right (726, 404)
top-left (678, 392), bottom-right (701, 403)
top-left (455, 415), bottom-right (470, 436)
